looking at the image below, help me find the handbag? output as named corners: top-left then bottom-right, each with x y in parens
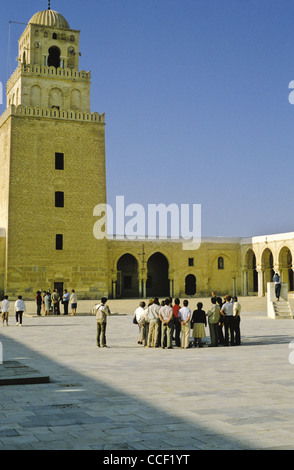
top-left (133, 315), bottom-right (138, 325)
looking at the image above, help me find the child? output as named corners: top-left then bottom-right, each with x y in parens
top-left (191, 302), bottom-right (207, 347)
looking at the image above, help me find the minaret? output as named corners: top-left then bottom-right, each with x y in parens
top-left (6, 8), bottom-right (90, 112)
top-left (0, 8), bottom-right (108, 300)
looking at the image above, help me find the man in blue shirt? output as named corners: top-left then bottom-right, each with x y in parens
top-left (62, 289), bottom-right (70, 315)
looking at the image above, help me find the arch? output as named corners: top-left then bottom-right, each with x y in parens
top-left (185, 274), bottom-right (196, 295)
top-left (279, 246), bottom-right (294, 291)
top-left (70, 89), bottom-right (81, 110)
top-left (261, 248), bottom-right (274, 291)
top-left (49, 87), bottom-right (63, 109)
top-left (146, 252), bottom-right (169, 298)
top-left (48, 46), bottom-right (61, 68)
top-left (218, 256), bottom-right (224, 270)
top-left (245, 248), bottom-right (258, 293)
top-left (30, 85), bottom-right (41, 107)
top-left (117, 253), bottom-right (139, 298)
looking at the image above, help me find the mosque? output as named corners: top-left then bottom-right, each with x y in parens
top-left (0, 7), bottom-right (293, 301)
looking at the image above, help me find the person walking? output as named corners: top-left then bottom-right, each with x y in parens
top-left (14, 295), bottom-right (26, 326)
top-left (191, 302), bottom-right (207, 347)
top-left (95, 297), bottom-right (111, 347)
top-left (206, 297), bottom-right (220, 347)
top-left (1, 295), bottom-right (10, 326)
top-left (159, 298), bottom-right (174, 349)
top-left (178, 300), bottom-right (191, 349)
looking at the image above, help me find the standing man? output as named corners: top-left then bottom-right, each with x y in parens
top-left (178, 300), bottom-right (191, 349)
top-left (233, 296), bottom-right (241, 345)
top-left (62, 289), bottom-right (70, 315)
top-left (51, 289), bottom-right (60, 315)
top-left (1, 295), bottom-right (10, 326)
top-left (36, 291), bottom-right (42, 316)
top-left (206, 297), bottom-right (220, 347)
top-left (173, 298), bottom-right (181, 347)
top-left (220, 295), bottom-right (235, 346)
top-left (273, 272), bottom-right (282, 301)
top-left (95, 297), bottom-right (111, 348)
top-left (159, 298), bottom-right (174, 349)
top-left (146, 298), bottom-right (160, 348)
top-left (14, 295), bottom-right (26, 326)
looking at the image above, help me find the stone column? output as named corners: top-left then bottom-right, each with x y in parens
top-left (112, 279), bottom-right (117, 299)
top-left (139, 279), bottom-right (142, 298)
top-left (169, 279), bottom-right (174, 298)
top-left (257, 267), bottom-right (264, 297)
top-left (242, 269), bottom-right (248, 296)
top-left (142, 277), bottom-right (147, 299)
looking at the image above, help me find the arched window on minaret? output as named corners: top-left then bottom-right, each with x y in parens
top-left (48, 46), bottom-right (61, 68)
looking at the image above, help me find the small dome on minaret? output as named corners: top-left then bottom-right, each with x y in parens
top-left (29, 9), bottom-right (70, 29)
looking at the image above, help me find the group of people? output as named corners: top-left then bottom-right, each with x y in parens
top-left (35, 289), bottom-right (78, 316)
top-left (1, 291), bottom-right (241, 349)
top-left (1, 295), bottom-right (27, 326)
top-left (0, 288), bottom-right (78, 326)
top-left (133, 294), bottom-right (241, 349)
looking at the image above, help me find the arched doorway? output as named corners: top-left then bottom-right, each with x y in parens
top-left (48, 46), bottom-right (61, 68)
top-left (185, 274), bottom-right (196, 295)
top-left (245, 249), bottom-right (258, 293)
top-left (279, 247), bottom-right (294, 292)
top-left (117, 254), bottom-right (139, 298)
top-left (261, 248), bottom-right (274, 292)
top-left (146, 252), bottom-right (169, 298)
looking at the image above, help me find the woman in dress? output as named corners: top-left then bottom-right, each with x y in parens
top-left (191, 302), bottom-right (207, 347)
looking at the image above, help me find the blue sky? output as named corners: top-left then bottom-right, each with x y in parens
top-left (1, 0), bottom-right (294, 237)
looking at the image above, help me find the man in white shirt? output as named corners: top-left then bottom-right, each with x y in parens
top-left (95, 297), bottom-right (111, 347)
top-left (134, 301), bottom-right (148, 346)
top-left (159, 298), bottom-right (174, 349)
top-left (178, 300), bottom-right (191, 349)
top-left (1, 295), bottom-right (10, 326)
top-left (14, 295), bottom-right (26, 326)
top-left (233, 296), bottom-right (241, 345)
top-left (146, 298), bottom-right (160, 347)
top-left (220, 295), bottom-right (235, 346)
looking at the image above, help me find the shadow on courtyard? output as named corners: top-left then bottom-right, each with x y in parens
top-left (0, 335), bottom-right (259, 452)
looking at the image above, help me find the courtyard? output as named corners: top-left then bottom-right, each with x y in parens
top-left (0, 296), bottom-right (294, 451)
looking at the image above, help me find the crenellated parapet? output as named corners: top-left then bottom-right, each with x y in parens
top-left (6, 64), bottom-right (91, 95)
top-left (0, 104), bottom-right (105, 127)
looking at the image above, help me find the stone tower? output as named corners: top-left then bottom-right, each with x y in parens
top-left (0, 8), bottom-right (108, 299)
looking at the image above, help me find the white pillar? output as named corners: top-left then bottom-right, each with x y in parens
top-left (257, 268), bottom-right (264, 297)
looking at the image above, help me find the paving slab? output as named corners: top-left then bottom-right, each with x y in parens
top-left (0, 361), bottom-right (50, 386)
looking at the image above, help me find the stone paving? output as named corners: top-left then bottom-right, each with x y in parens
top-left (0, 297), bottom-right (294, 451)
